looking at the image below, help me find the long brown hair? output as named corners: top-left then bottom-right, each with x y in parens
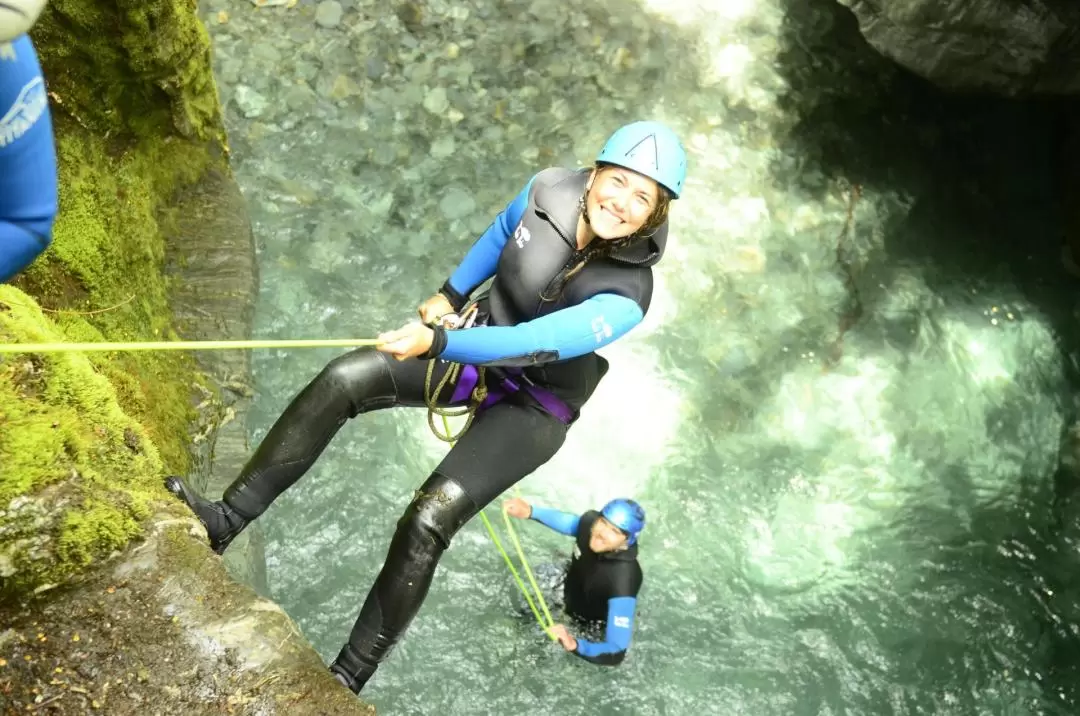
top-left (540, 166), bottom-right (672, 302)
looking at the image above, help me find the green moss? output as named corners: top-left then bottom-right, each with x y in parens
top-left (0, 0), bottom-right (230, 604)
top-left (32, 0), bottom-right (224, 143)
top-left (0, 287), bottom-right (165, 600)
top-left (57, 499), bottom-right (145, 570)
top-left (14, 119), bottom-right (208, 474)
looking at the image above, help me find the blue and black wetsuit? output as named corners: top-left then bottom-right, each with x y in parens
top-left (167, 167), bottom-right (669, 693)
top-left (0, 35), bottom-right (58, 283)
top-left (530, 506), bottom-right (642, 666)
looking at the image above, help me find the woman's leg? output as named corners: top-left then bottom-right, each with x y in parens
top-left (328, 399), bottom-right (568, 693)
top-left (165, 348), bottom-right (464, 552)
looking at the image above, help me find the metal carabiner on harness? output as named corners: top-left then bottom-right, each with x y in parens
top-left (433, 304), bottom-right (479, 331)
top-left (435, 312), bottom-right (462, 330)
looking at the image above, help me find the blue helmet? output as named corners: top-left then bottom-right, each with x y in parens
top-left (600, 498), bottom-right (646, 546)
top-left (596, 121), bottom-right (688, 199)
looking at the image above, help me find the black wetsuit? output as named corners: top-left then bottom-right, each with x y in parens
top-left (201, 167), bottom-right (669, 691)
top-left (530, 507), bottom-right (642, 666)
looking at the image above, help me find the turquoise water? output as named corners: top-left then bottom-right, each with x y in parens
top-left (202, 0), bottom-right (1080, 712)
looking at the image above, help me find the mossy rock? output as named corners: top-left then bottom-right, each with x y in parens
top-left (0, 1), bottom-right (376, 710)
top-left (0, 0), bottom-right (225, 603)
top-left (0, 285), bottom-right (169, 600)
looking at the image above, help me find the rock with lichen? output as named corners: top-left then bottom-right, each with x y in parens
top-left (835, 0), bottom-right (1080, 96)
top-left (0, 0), bottom-right (372, 712)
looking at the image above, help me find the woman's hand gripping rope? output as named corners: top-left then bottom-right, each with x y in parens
top-left (375, 292), bottom-right (463, 361)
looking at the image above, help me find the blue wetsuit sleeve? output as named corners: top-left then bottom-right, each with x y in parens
top-left (439, 293), bottom-right (644, 366)
top-left (0, 35), bottom-right (59, 283)
top-left (572, 596), bottom-right (636, 666)
top-left (528, 506), bottom-right (580, 536)
top-left (445, 175), bottom-right (535, 298)
top-left (0, 223), bottom-right (52, 283)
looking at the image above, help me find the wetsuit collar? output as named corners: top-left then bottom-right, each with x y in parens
top-left (594, 541), bottom-right (639, 562)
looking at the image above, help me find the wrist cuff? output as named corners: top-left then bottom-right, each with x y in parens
top-left (439, 280), bottom-right (468, 312)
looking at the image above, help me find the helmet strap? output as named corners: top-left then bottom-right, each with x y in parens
top-left (578, 170), bottom-right (597, 226)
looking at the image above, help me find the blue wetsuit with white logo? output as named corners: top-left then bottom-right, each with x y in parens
top-left (529, 505), bottom-right (643, 666)
top-left (0, 34), bottom-right (58, 283)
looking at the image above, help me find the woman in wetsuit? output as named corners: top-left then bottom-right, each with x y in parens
top-left (505, 496), bottom-right (646, 666)
top-left (165, 120), bottom-right (688, 694)
top-left (1, 7), bottom-right (59, 283)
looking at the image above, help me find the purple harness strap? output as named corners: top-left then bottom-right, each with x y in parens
top-left (450, 364), bottom-right (575, 425)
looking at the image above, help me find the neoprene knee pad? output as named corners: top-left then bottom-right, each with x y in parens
top-left (398, 472), bottom-right (480, 550)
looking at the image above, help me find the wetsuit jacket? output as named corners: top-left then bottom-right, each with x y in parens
top-left (0, 35), bottom-right (58, 283)
top-left (530, 506), bottom-right (643, 666)
top-left (430, 167), bottom-right (668, 411)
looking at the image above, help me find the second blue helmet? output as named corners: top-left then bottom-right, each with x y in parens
top-left (601, 498), bottom-right (646, 546)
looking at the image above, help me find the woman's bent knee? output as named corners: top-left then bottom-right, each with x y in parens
top-left (319, 348), bottom-right (398, 413)
top-left (397, 473), bottom-right (480, 550)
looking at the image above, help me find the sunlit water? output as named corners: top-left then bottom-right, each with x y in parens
top-left (198, 0), bottom-right (1080, 712)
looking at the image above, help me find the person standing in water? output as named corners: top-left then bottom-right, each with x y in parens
top-left (504, 496), bottom-right (645, 666)
top-left (166, 120), bottom-right (688, 694)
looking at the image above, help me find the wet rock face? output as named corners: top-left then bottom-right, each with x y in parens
top-left (836, 0), bottom-right (1080, 96)
top-left (0, 0), bottom-right (371, 710)
top-left (0, 517), bottom-right (374, 715)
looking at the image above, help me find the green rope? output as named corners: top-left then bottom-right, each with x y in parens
top-left (501, 503), bottom-right (556, 630)
top-left (438, 412), bottom-right (556, 641)
top-left (0, 338), bottom-right (382, 354)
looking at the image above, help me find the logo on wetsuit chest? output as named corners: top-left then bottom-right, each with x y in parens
top-left (0, 75), bottom-right (46, 149)
top-left (513, 223), bottom-right (531, 249)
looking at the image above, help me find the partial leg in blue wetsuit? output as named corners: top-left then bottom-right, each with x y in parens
top-left (0, 34), bottom-right (59, 283)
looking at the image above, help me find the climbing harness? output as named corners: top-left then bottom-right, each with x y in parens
top-left (423, 303), bottom-right (486, 443)
top-left (423, 304), bottom-right (557, 641)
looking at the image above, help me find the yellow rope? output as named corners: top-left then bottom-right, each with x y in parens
top-left (438, 412), bottom-right (556, 641)
top-left (501, 503), bottom-right (556, 630)
top-left (0, 338), bottom-right (382, 354)
top-left (0, 323), bottom-right (560, 637)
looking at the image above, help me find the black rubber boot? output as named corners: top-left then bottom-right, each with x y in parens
top-left (164, 476), bottom-right (250, 555)
top-left (328, 472), bottom-right (479, 694)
